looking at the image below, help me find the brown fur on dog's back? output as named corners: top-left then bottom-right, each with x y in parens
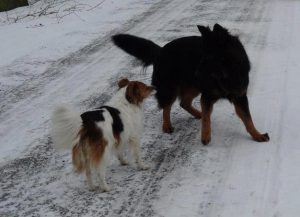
top-left (72, 126), bottom-right (107, 173)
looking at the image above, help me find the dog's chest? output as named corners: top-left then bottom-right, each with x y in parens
top-left (121, 106), bottom-right (143, 129)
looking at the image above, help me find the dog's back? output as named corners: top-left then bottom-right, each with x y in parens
top-left (152, 36), bottom-right (203, 88)
top-left (112, 25), bottom-right (250, 105)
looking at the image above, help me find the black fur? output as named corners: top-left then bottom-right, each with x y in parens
top-left (81, 110), bottom-right (105, 123)
top-left (112, 24), bottom-right (250, 107)
top-left (80, 106), bottom-right (124, 142)
top-left (80, 109), bottom-right (105, 141)
top-left (112, 34), bottom-right (161, 67)
top-left (112, 24), bottom-right (269, 143)
top-left (98, 106), bottom-right (124, 137)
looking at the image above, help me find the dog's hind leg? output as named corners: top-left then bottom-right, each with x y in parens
top-left (84, 156), bottom-right (94, 190)
top-left (180, 88), bottom-right (201, 119)
top-left (81, 146), bottom-right (95, 190)
top-left (96, 147), bottom-right (111, 192)
top-left (200, 96), bottom-right (216, 145)
top-left (85, 165), bottom-right (94, 190)
top-left (97, 166), bottom-right (110, 192)
top-left (232, 95), bottom-right (270, 142)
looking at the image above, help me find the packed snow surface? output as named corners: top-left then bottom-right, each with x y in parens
top-left (1, 0), bottom-right (300, 216)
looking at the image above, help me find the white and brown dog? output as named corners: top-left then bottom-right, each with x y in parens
top-left (51, 78), bottom-right (155, 191)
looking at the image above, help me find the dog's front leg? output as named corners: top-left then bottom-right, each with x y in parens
top-left (200, 96), bottom-right (216, 145)
top-left (129, 137), bottom-right (149, 170)
top-left (117, 143), bottom-right (129, 166)
top-left (232, 94), bottom-right (269, 142)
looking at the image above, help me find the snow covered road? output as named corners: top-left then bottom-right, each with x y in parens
top-left (1, 0), bottom-right (300, 216)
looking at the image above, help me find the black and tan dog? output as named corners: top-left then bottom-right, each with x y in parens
top-left (112, 24), bottom-right (269, 145)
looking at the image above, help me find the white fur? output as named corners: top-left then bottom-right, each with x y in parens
top-left (106, 87), bottom-right (148, 169)
top-left (51, 86), bottom-right (150, 191)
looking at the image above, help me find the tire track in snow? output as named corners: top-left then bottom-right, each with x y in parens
top-left (0, 0), bottom-right (206, 216)
top-left (108, 0), bottom-right (273, 216)
top-left (0, 0), bottom-right (171, 117)
top-left (127, 0), bottom-right (274, 216)
top-left (254, 4), bottom-right (297, 216)
top-left (195, 0), bottom-right (275, 216)
top-left (198, 1), bottom-right (294, 216)
top-left (0, 0), bottom-right (277, 216)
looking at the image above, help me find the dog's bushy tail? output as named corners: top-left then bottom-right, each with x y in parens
top-left (51, 105), bottom-right (82, 150)
top-left (112, 34), bottom-right (161, 66)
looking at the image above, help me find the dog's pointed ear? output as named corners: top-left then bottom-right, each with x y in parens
top-left (118, 78), bottom-right (130, 88)
top-left (213, 23), bottom-right (229, 35)
top-left (197, 25), bottom-right (212, 38)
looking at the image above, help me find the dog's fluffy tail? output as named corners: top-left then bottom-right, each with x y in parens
top-left (51, 105), bottom-right (82, 150)
top-left (112, 34), bottom-right (161, 66)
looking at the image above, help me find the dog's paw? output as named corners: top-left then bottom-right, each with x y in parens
top-left (201, 138), bottom-right (211, 145)
top-left (254, 133), bottom-right (270, 142)
top-left (201, 134), bottom-right (211, 145)
top-left (101, 185), bottom-right (112, 192)
top-left (201, 130), bottom-right (211, 145)
top-left (119, 158), bottom-right (129, 166)
top-left (163, 125), bottom-right (174, 134)
top-left (88, 186), bottom-right (97, 191)
top-left (139, 163), bottom-right (150, 170)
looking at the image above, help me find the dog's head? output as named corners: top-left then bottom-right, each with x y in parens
top-left (118, 78), bottom-right (155, 105)
top-left (197, 24), bottom-right (250, 93)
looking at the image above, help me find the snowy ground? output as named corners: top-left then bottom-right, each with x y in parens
top-left (1, 0), bottom-right (300, 216)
